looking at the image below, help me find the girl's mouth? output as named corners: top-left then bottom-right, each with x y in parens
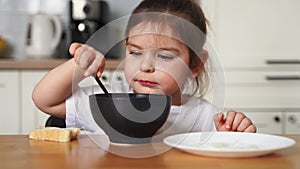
top-left (137, 80), bottom-right (158, 87)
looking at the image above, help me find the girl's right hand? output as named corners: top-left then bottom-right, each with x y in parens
top-left (69, 42), bottom-right (106, 77)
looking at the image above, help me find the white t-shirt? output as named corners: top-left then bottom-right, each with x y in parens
top-left (66, 82), bottom-right (219, 135)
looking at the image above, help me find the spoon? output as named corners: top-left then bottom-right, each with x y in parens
top-left (93, 73), bottom-right (110, 97)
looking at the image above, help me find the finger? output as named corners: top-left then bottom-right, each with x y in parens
top-left (84, 52), bottom-right (105, 77)
top-left (225, 110), bottom-right (237, 130)
top-left (69, 43), bottom-right (82, 56)
top-left (84, 47), bottom-right (99, 69)
top-left (97, 56), bottom-right (106, 77)
top-left (79, 50), bottom-right (96, 71)
top-left (231, 112), bottom-right (246, 131)
top-left (214, 113), bottom-right (224, 130)
top-left (244, 125), bottom-right (257, 133)
top-left (73, 45), bottom-right (86, 64)
top-left (75, 45), bottom-right (96, 67)
top-left (237, 118), bottom-right (253, 132)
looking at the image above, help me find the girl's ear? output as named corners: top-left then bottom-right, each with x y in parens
top-left (191, 50), bottom-right (208, 78)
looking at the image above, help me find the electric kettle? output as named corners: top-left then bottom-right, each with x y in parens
top-left (26, 13), bottom-right (62, 58)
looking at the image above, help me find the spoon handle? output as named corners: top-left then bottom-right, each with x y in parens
top-left (93, 73), bottom-right (110, 97)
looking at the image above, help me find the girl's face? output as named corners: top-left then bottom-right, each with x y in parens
top-left (124, 24), bottom-right (197, 104)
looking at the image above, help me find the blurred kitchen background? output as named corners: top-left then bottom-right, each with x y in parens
top-left (0, 0), bottom-right (299, 135)
top-left (0, 0), bottom-right (141, 59)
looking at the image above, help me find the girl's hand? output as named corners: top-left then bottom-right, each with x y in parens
top-left (69, 42), bottom-right (106, 77)
top-left (214, 110), bottom-right (257, 133)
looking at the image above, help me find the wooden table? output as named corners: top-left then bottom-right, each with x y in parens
top-left (0, 134), bottom-right (299, 169)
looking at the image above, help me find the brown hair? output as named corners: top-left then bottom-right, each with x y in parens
top-left (125, 0), bottom-right (210, 97)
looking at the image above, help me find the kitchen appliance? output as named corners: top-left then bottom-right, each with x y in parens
top-left (26, 13), bottom-right (63, 58)
top-left (69, 0), bottom-right (107, 47)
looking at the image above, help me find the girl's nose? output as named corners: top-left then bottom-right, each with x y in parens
top-left (139, 51), bottom-right (156, 73)
top-left (140, 66), bottom-right (155, 73)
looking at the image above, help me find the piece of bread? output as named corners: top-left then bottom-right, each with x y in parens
top-left (29, 127), bottom-right (80, 142)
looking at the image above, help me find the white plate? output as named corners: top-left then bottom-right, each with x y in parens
top-left (163, 132), bottom-right (295, 158)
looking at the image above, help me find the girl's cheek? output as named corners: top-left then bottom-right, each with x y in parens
top-left (124, 65), bottom-right (138, 83)
top-left (124, 58), bottom-right (139, 78)
top-left (124, 68), bottom-right (133, 83)
top-left (159, 64), bottom-right (190, 84)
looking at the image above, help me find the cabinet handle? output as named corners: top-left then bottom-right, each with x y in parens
top-left (266, 75), bottom-right (300, 81)
top-left (274, 116), bottom-right (281, 123)
top-left (288, 115), bottom-right (297, 124)
top-left (101, 76), bottom-right (107, 81)
top-left (266, 59), bottom-right (300, 64)
top-left (116, 76), bottom-right (123, 81)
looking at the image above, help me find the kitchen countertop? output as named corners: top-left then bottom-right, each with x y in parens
top-left (0, 134), bottom-right (299, 169)
top-left (0, 58), bottom-right (123, 70)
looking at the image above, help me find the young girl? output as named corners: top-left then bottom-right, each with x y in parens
top-left (32, 0), bottom-right (256, 135)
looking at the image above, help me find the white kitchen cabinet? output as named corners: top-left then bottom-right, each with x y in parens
top-left (111, 70), bottom-right (126, 83)
top-left (0, 71), bottom-right (20, 134)
top-left (244, 112), bottom-right (283, 134)
top-left (224, 70), bottom-right (300, 134)
top-left (223, 70), bottom-right (300, 134)
top-left (210, 0), bottom-right (300, 68)
top-left (201, 0), bottom-right (300, 134)
top-left (244, 112), bottom-right (300, 134)
top-left (21, 71), bottom-right (50, 134)
top-left (285, 112), bottom-right (300, 134)
top-left (224, 71), bottom-right (300, 109)
top-left (101, 71), bottom-right (112, 84)
top-left (0, 70), bottom-right (56, 134)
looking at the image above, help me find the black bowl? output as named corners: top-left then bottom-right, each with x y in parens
top-left (89, 93), bottom-right (171, 144)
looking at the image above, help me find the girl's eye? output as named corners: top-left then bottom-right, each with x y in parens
top-left (157, 54), bottom-right (175, 60)
top-left (129, 51), bottom-right (142, 56)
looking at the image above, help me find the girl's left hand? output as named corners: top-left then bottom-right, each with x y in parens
top-left (214, 110), bottom-right (257, 133)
